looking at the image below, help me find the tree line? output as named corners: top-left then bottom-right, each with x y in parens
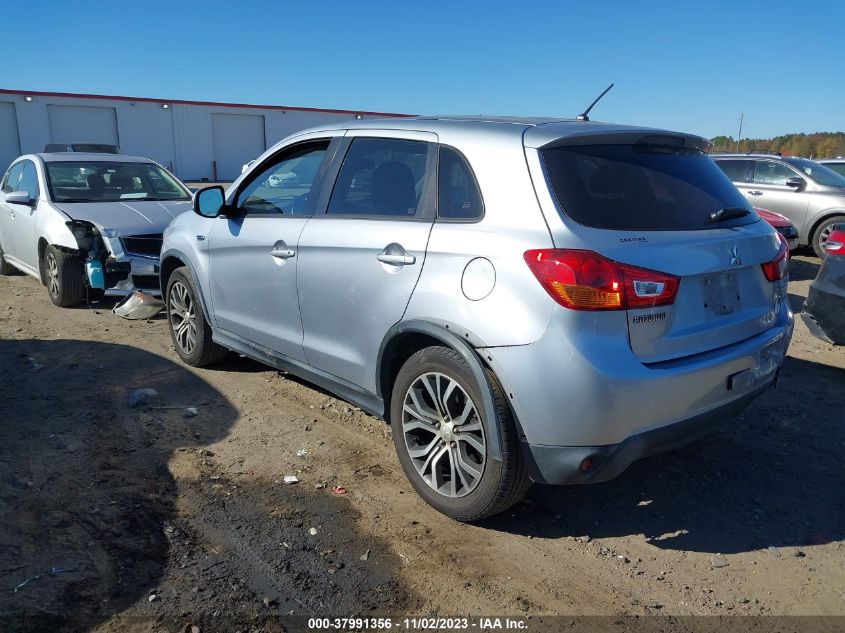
top-left (709, 132), bottom-right (845, 158)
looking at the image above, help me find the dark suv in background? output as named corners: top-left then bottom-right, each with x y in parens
top-left (712, 153), bottom-right (845, 257)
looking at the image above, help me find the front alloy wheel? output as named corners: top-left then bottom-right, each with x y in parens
top-left (402, 372), bottom-right (486, 498)
top-left (43, 245), bottom-right (84, 307)
top-left (46, 251), bottom-right (60, 298)
top-left (168, 280), bottom-right (197, 356)
top-left (165, 267), bottom-right (227, 367)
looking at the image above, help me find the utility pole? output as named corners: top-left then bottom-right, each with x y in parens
top-left (736, 113), bottom-right (744, 152)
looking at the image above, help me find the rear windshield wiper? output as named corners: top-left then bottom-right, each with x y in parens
top-left (707, 207), bottom-right (751, 224)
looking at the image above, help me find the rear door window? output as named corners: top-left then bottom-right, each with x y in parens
top-left (714, 159), bottom-right (752, 183)
top-left (327, 137), bottom-right (430, 218)
top-left (541, 144), bottom-right (755, 231)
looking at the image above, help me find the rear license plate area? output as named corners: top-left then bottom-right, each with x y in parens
top-left (703, 272), bottom-right (741, 315)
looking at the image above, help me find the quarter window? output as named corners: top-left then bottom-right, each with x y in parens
top-left (236, 142), bottom-right (330, 215)
top-left (438, 146), bottom-right (483, 220)
top-left (328, 138), bottom-right (429, 218)
top-left (2, 162), bottom-right (24, 193)
top-left (753, 161), bottom-right (796, 186)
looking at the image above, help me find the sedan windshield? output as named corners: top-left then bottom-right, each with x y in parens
top-left (784, 157), bottom-right (845, 188)
top-left (46, 162), bottom-right (190, 202)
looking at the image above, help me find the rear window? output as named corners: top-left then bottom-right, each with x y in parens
top-left (542, 144), bottom-right (756, 231)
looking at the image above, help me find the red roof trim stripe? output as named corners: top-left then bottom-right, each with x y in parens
top-left (0, 88), bottom-right (413, 118)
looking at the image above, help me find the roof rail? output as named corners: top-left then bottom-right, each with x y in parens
top-left (748, 149), bottom-right (781, 156)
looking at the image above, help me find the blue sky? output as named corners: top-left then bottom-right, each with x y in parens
top-left (3, 0), bottom-right (841, 139)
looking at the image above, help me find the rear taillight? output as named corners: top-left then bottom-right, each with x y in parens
top-left (826, 227), bottom-right (845, 254)
top-left (523, 249), bottom-right (679, 311)
top-left (761, 233), bottom-right (789, 282)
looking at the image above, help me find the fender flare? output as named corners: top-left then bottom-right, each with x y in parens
top-left (377, 319), bottom-right (504, 462)
top-left (806, 209), bottom-right (845, 244)
top-left (159, 248), bottom-right (214, 324)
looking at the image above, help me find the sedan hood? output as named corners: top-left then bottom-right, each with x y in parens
top-left (54, 200), bottom-right (191, 236)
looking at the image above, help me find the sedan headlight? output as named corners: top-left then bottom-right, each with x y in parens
top-left (66, 221), bottom-right (101, 253)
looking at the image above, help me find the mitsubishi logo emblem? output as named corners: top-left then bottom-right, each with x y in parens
top-left (730, 244), bottom-right (742, 267)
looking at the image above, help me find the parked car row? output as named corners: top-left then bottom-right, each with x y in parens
top-left (712, 152), bottom-right (845, 258)
top-left (5, 119), bottom-right (844, 521)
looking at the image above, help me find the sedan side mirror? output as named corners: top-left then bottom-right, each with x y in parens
top-left (193, 186), bottom-right (225, 218)
top-left (785, 176), bottom-right (806, 191)
top-left (4, 191), bottom-right (34, 206)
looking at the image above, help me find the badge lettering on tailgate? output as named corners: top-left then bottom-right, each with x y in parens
top-left (632, 312), bottom-right (666, 324)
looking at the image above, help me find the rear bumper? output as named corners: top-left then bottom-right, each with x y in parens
top-left (483, 302), bottom-right (793, 449)
top-left (801, 286), bottom-right (845, 346)
top-left (522, 379), bottom-right (772, 485)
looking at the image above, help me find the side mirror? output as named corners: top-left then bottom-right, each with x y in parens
top-left (4, 191), bottom-right (34, 206)
top-left (785, 176), bottom-right (806, 191)
top-left (193, 186), bottom-right (225, 218)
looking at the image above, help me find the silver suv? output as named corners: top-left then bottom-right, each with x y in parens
top-left (712, 153), bottom-right (845, 257)
top-left (161, 117), bottom-right (793, 521)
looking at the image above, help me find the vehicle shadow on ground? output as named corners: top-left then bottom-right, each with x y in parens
top-left (0, 338), bottom-right (237, 632)
top-left (481, 356), bottom-right (845, 555)
top-left (788, 256), bottom-right (821, 282)
top-left (208, 355), bottom-right (345, 403)
top-left (787, 293), bottom-right (806, 313)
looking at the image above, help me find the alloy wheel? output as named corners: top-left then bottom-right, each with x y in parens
top-left (401, 372), bottom-right (486, 498)
top-left (820, 224), bottom-right (834, 249)
top-left (169, 281), bottom-right (197, 355)
top-left (46, 252), bottom-right (59, 297)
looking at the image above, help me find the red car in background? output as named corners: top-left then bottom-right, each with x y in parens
top-left (757, 208), bottom-right (799, 252)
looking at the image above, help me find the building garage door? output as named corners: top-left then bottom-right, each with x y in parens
top-left (47, 105), bottom-right (119, 146)
top-left (0, 102), bottom-right (21, 172)
top-left (211, 113), bottom-right (265, 181)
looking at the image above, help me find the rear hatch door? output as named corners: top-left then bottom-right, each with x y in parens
top-left (537, 136), bottom-right (786, 363)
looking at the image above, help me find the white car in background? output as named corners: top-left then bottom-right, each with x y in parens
top-left (0, 152), bottom-right (192, 306)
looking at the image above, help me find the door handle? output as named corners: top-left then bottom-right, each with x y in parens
top-left (747, 190), bottom-right (763, 196)
top-left (9, 209), bottom-right (14, 219)
top-left (377, 252), bottom-right (416, 266)
top-left (270, 239), bottom-right (296, 259)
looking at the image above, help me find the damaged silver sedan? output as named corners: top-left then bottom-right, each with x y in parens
top-left (0, 152), bottom-right (191, 306)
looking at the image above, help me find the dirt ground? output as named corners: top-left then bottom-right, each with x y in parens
top-left (0, 253), bottom-right (843, 632)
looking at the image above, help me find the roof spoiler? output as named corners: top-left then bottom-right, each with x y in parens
top-left (537, 131), bottom-right (712, 152)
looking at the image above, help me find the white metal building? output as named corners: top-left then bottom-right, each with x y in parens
top-left (0, 89), bottom-right (408, 181)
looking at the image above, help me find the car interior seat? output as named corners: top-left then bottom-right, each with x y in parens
top-left (371, 161), bottom-right (417, 216)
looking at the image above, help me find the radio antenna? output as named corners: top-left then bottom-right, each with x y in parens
top-left (576, 83), bottom-right (614, 121)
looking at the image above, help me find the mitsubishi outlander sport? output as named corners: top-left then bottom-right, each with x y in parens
top-left (160, 117), bottom-right (793, 521)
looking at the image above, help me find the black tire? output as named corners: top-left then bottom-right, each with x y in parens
top-left (166, 266), bottom-right (228, 367)
top-left (812, 214), bottom-right (845, 259)
top-left (0, 240), bottom-right (17, 275)
top-left (390, 346), bottom-right (530, 522)
top-left (44, 245), bottom-right (84, 307)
